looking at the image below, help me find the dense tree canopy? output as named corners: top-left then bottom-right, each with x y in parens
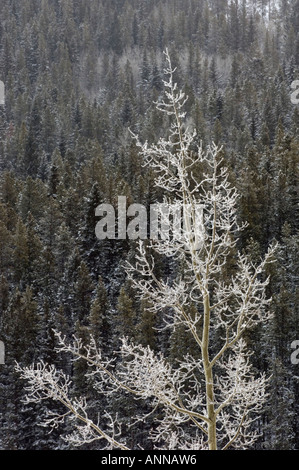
top-left (0, 0), bottom-right (298, 450)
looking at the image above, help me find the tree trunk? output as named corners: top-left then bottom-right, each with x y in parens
top-left (202, 291), bottom-right (217, 450)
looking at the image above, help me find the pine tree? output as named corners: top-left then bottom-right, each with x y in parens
top-left (0, 207), bottom-right (13, 277)
top-left (116, 284), bottom-right (137, 341)
top-left (73, 261), bottom-right (95, 325)
top-left (88, 276), bottom-right (111, 353)
top-left (0, 286), bottom-right (39, 449)
top-left (12, 218), bottom-right (29, 285)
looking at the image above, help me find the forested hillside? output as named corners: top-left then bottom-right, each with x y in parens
top-left (0, 0), bottom-right (298, 450)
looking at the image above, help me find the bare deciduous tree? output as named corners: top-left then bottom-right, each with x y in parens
top-left (16, 50), bottom-right (276, 450)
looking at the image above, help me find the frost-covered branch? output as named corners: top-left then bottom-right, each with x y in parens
top-left (15, 361), bottom-right (129, 450)
top-left (55, 332), bottom-right (210, 426)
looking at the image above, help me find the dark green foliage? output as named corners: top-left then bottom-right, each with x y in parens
top-left (0, 0), bottom-right (298, 450)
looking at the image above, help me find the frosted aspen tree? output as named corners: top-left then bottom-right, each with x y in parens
top-left (16, 51), bottom-right (276, 450)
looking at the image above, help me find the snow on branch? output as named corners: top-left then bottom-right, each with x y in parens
top-left (15, 361), bottom-right (129, 450)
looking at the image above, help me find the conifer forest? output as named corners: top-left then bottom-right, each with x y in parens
top-left (0, 0), bottom-right (299, 451)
